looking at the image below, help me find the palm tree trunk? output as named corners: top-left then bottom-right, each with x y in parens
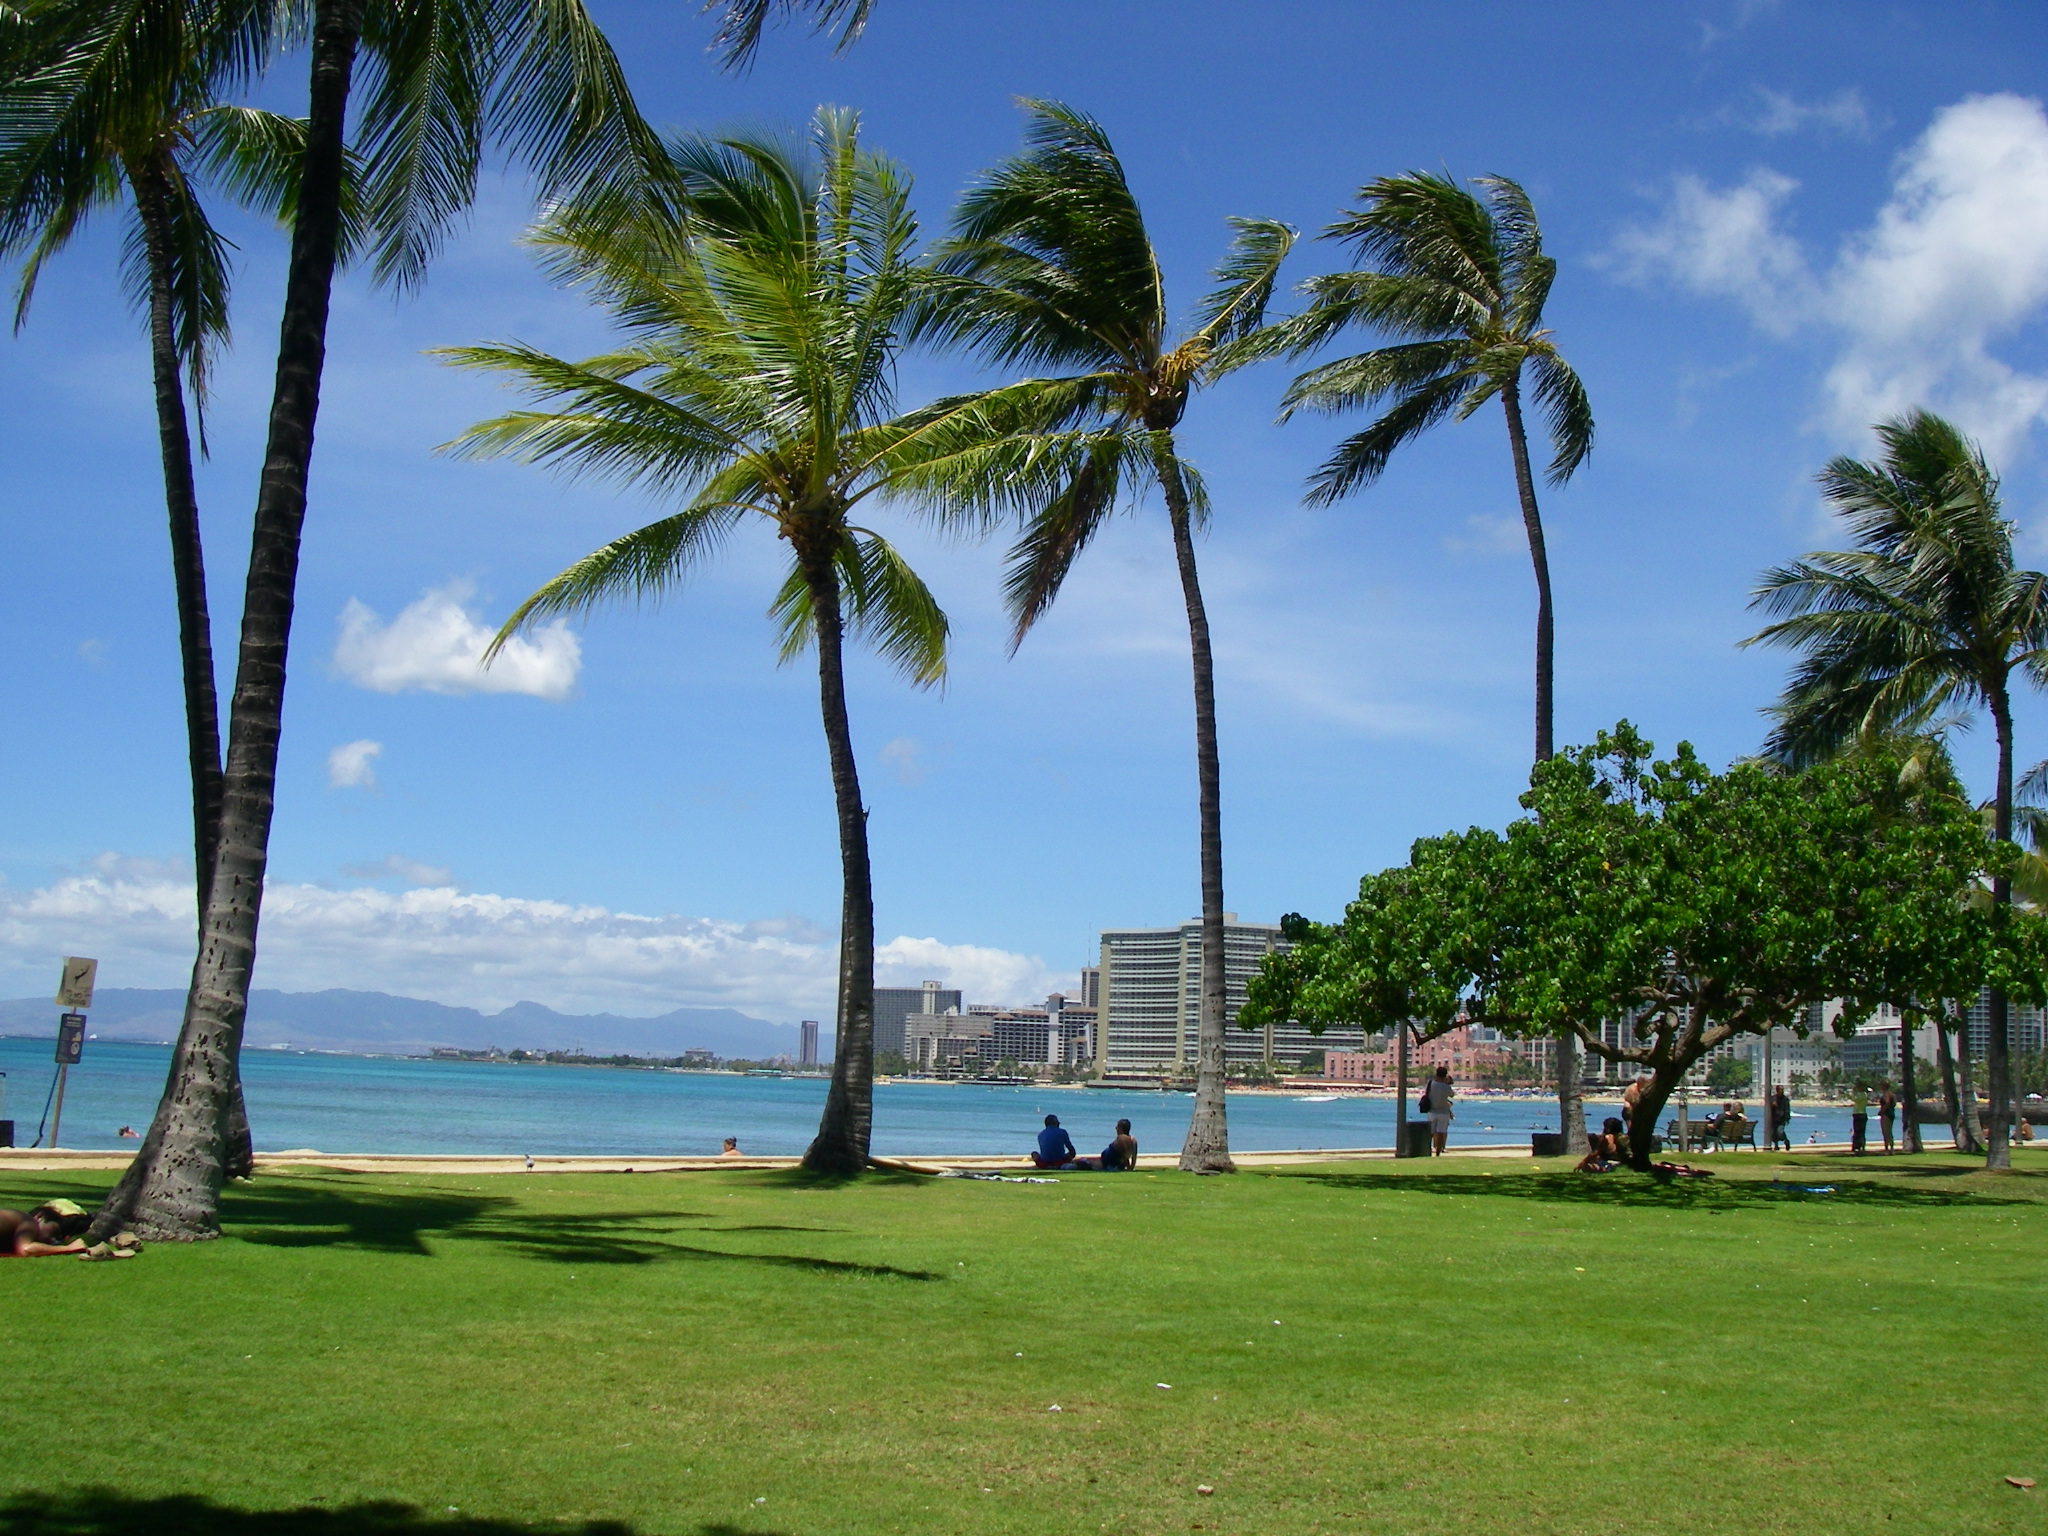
top-left (1934, 1015), bottom-right (1972, 1151)
top-left (1987, 691), bottom-right (2015, 1169)
top-left (799, 543), bottom-right (876, 1175)
top-left (1898, 1016), bottom-right (1921, 1155)
top-left (1499, 374), bottom-right (1584, 1155)
top-left (1153, 441), bottom-right (1233, 1174)
top-left (1954, 1024), bottom-right (1984, 1154)
top-left (97, 0), bottom-right (365, 1240)
top-left (127, 150), bottom-right (254, 1185)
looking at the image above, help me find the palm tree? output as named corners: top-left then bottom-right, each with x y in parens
top-left (917, 100), bottom-right (1295, 1172)
top-left (1746, 409), bottom-right (2048, 1169)
top-left (92, 0), bottom-right (855, 1240)
top-left (1271, 170), bottom-right (1594, 1152)
top-left (439, 109), bottom-right (1086, 1175)
top-left (1, 0), bottom-right (317, 1182)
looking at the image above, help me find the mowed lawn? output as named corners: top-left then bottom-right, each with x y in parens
top-left (2, 1151), bottom-right (2044, 1536)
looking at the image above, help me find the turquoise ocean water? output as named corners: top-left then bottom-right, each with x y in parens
top-left (0, 1034), bottom-right (1869, 1157)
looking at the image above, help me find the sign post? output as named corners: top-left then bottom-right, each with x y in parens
top-left (49, 957), bottom-right (96, 1150)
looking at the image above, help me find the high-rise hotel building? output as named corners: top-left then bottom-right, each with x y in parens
top-left (1093, 916), bottom-right (1365, 1075)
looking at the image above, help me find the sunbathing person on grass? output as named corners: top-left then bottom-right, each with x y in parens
top-left (0, 1199), bottom-right (136, 1259)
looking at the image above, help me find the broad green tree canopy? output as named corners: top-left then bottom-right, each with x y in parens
top-left (1246, 723), bottom-right (2042, 1167)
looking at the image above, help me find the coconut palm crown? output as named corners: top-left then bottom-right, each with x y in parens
top-left (915, 98), bottom-right (1297, 1172)
top-left (1745, 407), bottom-right (2048, 1169)
top-left (440, 108), bottom-right (1095, 1173)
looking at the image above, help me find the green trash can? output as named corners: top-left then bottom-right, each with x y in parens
top-left (1401, 1120), bottom-right (1433, 1158)
top-left (1530, 1131), bottom-right (1564, 1157)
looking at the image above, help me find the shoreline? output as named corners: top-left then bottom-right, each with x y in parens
top-left (0, 1141), bottom-right (1874, 1174)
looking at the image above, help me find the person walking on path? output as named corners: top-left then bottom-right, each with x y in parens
top-left (1769, 1086), bottom-right (1792, 1152)
top-left (1850, 1083), bottom-right (1869, 1155)
top-left (1878, 1081), bottom-right (1898, 1154)
top-left (1421, 1066), bottom-right (1455, 1156)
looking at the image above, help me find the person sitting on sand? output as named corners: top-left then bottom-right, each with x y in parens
top-left (718, 1137), bottom-right (742, 1159)
top-left (2, 1199), bottom-right (92, 1258)
top-left (1032, 1115), bottom-right (1078, 1169)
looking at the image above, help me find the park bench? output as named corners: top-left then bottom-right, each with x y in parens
top-left (1667, 1117), bottom-right (1756, 1153)
top-left (1713, 1116), bottom-right (1757, 1151)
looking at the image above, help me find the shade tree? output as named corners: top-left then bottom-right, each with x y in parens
top-left (1245, 724), bottom-right (2033, 1171)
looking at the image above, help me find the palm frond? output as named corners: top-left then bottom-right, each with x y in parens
top-left (703, 0), bottom-right (871, 69)
top-left (491, 491), bottom-right (752, 652)
top-left (1747, 409), bottom-right (2048, 768)
top-left (1301, 370), bottom-right (1469, 504)
top-left (1528, 346), bottom-right (1593, 484)
top-left (1189, 215), bottom-right (1294, 352)
top-left (768, 528), bottom-right (948, 686)
top-left (931, 97), bottom-right (1163, 376)
top-left (999, 434), bottom-right (1130, 647)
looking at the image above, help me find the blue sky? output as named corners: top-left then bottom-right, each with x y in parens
top-left (4, 0), bottom-right (2048, 1019)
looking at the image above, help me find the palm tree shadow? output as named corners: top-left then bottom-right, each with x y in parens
top-left (0, 1489), bottom-right (785, 1536)
top-left (223, 1181), bottom-right (941, 1279)
top-left (1278, 1169), bottom-right (2032, 1209)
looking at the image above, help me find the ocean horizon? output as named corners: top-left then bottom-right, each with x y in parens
top-left (0, 1034), bottom-right (1883, 1158)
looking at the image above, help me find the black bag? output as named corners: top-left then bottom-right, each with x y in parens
top-left (1416, 1089), bottom-right (1430, 1116)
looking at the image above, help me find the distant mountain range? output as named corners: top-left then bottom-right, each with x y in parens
top-left (0, 988), bottom-right (808, 1061)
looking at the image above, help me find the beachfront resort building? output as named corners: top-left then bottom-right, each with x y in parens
top-left (1323, 1025), bottom-right (1516, 1085)
top-left (874, 982), bottom-right (963, 1059)
top-left (899, 995), bottom-right (1097, 1074)
top-left (1093, 917), bottom-right (1366, 1076)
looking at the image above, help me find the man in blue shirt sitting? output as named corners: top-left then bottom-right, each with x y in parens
top-left (1033, 1114), bottom-right (1077, 1169)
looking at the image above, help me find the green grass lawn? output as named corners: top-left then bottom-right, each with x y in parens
top-left (3, 1150), bottom-right (2045, 1536)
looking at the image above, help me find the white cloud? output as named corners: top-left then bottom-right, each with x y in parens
top-left (1441, 514), bottom-right (1529, 559)
top-left (874, 936), bottom-right (1062, 1006)
top-left (333, 581), bottom-right (581, 700)
top-left (1612, 168), bottom-right (1813, 336)
top-left (0, 856), bottom-right (1060, 1017)
top-left (340, 853), bottom-right (453, 887)
top-left (1618, 93), bottom-right (2048, 456)
top-left (326, 739), bottom-right (382, 789)
top-left (1824, 94), bottom-right (2048, 450)
top-left (879, 737), bottom-right (924, 786)
top-left (1729, 86), bottom-right (1874, 139)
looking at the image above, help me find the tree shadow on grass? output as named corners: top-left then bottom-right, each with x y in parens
top-left (223, 1181), bottom-right (941, 1279)
top-left (0, 1489), bottom-right (784, 1536)
top-left (1277, 1169), bottom-right (2034, 1210)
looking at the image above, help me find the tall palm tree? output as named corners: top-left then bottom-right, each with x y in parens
top-left (1271, 170), bottom-right (1594, 1151)
top-left (918, 100), bottom-right (1295, 1172)
top-left (439, 109), bottom-right (1085, 1175)
top-left (91, 0), bottom-right (855, 1240)
top-left (1746, 409), bottom-right (2048, 1169)
top-left (1, 0), bottom-right (316, 1181)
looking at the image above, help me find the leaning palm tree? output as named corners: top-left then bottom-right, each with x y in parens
top-left (917, 99), bottom-right (1295, 1172)
top-left (1270, 171), bottom-right (1594, 1151)
top-left (1746, 409), bottom-right (2048, 1170)
top-left (93, 0), bottom-right (856, 1240)
top-left (1, 0), bottom-right (317, 1180)
top-left (440, 110), bottom-right (1088, 1174)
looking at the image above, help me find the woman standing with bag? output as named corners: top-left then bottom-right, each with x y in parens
top-left (1421, 1066), bottom-right (1455, 1156)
